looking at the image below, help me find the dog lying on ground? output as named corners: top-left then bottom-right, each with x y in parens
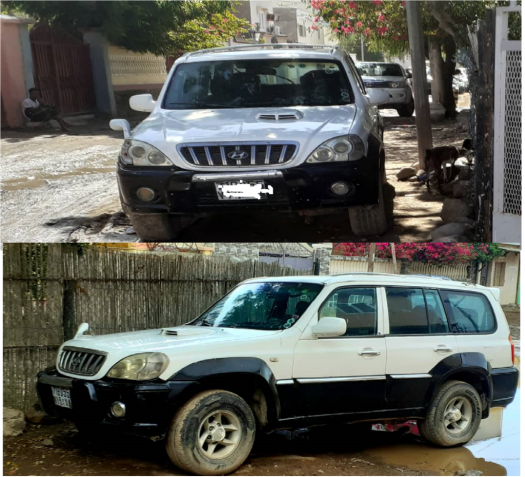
top-left (425, 139), bottom-right (472, 193)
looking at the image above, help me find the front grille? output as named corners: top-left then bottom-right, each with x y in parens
top-left (178, 143), bottom-right (298, 167)
top-left (58, 347), bottom-right (107, 376)
top-left (364, 81), bottom-right (391, 88)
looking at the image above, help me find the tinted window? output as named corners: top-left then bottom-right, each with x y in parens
top-left (358, 63), bottom-right (403, 77)
top-left (440, 291), bottom-right (496, 333)
top-left (386, 288), bottom-right (428, 334)
top-left (164, 59), bottom-right (354, 110)
top-left (319, 288), bottom-right (377, 336)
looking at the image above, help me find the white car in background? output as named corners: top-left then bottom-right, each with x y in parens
top-left (37, 273), bottom-right (518, 475)
top-left (357, 62), bottom-right (415, 117)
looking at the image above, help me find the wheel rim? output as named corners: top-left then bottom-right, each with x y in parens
top-left (443, 396), bottom-right (473, 435)
top-left (197, 410), bottom-right (242, 460)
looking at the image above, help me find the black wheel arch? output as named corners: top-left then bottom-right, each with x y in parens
top-left (168, 357), bottom-right (281, 428)
top-left (427, 353), bottom-right (493, 418)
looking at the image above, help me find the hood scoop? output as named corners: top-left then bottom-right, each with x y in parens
top-left (256, 111), bottom-right (303, 121)
top-left (162, 329), bottom-right (178, 336)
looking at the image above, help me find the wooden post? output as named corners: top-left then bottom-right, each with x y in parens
top-left (406, 0), bottom-right (433, 169)
top-left (390, 243), bottom-right (397, 273)
top-left (368, 243), bottom-right (377, 273)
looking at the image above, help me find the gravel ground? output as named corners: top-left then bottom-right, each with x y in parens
top-left (1, 103), bottom-right (471, 243)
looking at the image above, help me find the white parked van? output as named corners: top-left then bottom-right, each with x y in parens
top-left (37, 273), bottom-right (518, 475)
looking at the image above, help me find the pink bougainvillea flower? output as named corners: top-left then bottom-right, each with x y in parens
top-left (356, 21), bottom-right (363, 28)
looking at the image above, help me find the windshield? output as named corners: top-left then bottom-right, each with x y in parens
top-left (358, 63), bottom-right (403, 77)
top-left (187, 282), bottom-right (324, 330)
top-left (163, 59), bottom-right (353, 109)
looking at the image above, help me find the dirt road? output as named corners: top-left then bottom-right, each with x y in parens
top-left (1, 107), bottom-right (470, 243)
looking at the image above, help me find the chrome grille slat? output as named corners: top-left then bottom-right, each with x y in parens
top-left (179, 143), bottom-right (298, 167)
top-left (219, 147), bottom-right (227, 166)
top-left (279, 145), bottom-right (288, 163)
top-left (204, 147), bottom-right (214, 166)
top-left (189, 148), bottom-right (200, 165)
top-left (58, 347), bottom-right (107, 376)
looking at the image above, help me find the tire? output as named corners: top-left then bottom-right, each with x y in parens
top-left (397, 99), bottom-right (415, 117)
top-left (420, 380), bottom-right (482, 447)
top-left (75, 419), bottom-right (104, 439)
top-left (128, 212), bottom-right (186, 242)
top-left (166, 390), bottom-right (256, 476)
top-left (348, 176), bottom-right (392, 237)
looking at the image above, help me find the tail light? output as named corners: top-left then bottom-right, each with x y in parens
top-left (509, 335), bottom-right (515, 365)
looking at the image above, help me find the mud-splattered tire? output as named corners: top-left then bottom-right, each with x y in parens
top-left (166, 390), bottom-right (256, 476)
top-left (348, 177), bottom-right (393, 237)
top-left (420, 380), bottom-right (482, 447)
top-left (397, 99), bottom-right (415, 117)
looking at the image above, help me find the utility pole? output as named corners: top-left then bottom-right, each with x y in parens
top-left (367, 243), bottom-right (376, 273)
top-left (390, 243), bottom-right (398, 273)
top-left (405, 0), bottom-right (432, 169)
top-left (360, 35), bottom-right (365, 61)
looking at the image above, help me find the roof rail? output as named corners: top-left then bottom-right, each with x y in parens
top-left (330, 272), bottom-right (465, 282)
top-left (186, 43), bottom-right (340, 58)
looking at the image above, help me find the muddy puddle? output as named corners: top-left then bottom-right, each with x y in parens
top-left (2, 167), bottom-right (116, 191)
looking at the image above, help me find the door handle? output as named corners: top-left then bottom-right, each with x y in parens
top-left (434, 345), bottom-right (453, 352)
top-left (359, 349), bottom-right (381, 356)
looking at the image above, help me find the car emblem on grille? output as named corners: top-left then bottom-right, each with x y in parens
top-left (227, 151), bottom-right (249, 160)
top-left (71, 357), bottom-right (82, 367)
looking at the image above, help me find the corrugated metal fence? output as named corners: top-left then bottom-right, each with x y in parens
top-left (3, 244), bottom-right (305, 412)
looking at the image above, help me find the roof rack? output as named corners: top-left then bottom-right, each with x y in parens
top-left (186, 43), bottom-right (340, 58)
top-left (330, 272), bottom-right (464, 282)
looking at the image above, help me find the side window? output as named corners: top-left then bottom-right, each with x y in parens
top-left (386, 288), bottom-right (428, 335)
top-left (440, 291), bottom-right (496, 334)
top-left (319, 288), bottom-right (377, 336)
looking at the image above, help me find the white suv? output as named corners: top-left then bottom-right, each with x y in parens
top-left (37, 273), bottom-right (518, 475)
top-left (110, 45), bottom-right (393, 241)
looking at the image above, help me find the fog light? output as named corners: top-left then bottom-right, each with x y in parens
top-left (136, 187), bottom-right (155, 202)
top-left (111, 401), bottom-right (126, 418)
top-left (330, 181), bottom-right (350, 196)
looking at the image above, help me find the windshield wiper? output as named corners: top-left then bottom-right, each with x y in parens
top-left (166, 101), bottom-right (225, 108)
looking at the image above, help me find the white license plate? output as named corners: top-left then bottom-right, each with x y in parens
top-left (215, 180), bottom-right (267, 201)
top-left (52, 387), bottom-right (72, 409)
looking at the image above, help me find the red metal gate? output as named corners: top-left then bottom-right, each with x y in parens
top-left (30, 25), bottom-right (96, 115)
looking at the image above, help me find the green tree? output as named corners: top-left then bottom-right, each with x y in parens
top-left (2, 1), bottom-right (250, 55)
top-left (311, 0), bottom-right (520, 118)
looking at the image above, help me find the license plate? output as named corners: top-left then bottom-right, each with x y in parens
top-left (52, 387), bottom-right (72, 409)
top-left (215, 180), bottom-right (269, 201)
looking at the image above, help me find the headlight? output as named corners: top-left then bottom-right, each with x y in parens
top-left (389, 81), bottom-right (405, 88)
top-left (120, 140), bottom-right (172, 166)
top-left (306, 135), bottom-right (365, 164)
top-left (107, 353), bottom-right (169, 380)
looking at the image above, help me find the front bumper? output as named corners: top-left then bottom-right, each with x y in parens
top-left (377, 87), bottom-right (412, 107)
top-left (37, 368), bottom-right (195, 440)
top-left (117, 158), bottom-right (380, 215)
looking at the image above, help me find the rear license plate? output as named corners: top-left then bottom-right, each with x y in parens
top-left (52, 387), bottom-right (72, 409)
top-left (215, 180), bottom-right (270, 200)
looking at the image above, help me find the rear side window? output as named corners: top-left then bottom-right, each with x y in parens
top-left (440, 291), bottom-right (496, 334)
top-left (386, 288), bottom-right (450, 335)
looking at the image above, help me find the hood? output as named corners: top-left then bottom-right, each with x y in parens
top-left (57, 325), bottom-right (282, 380)
top-left (132, 105), bottom-right (358, 170)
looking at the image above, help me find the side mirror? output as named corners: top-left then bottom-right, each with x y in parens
top-left (366, 89), bottom-right (391, 106)
top-left (109, 118), bottom-right (131, 139)
top-left (311, 317), bottom-right (347, 338)
top-left (406, 72), bottom-right (412, 79)
top-left (130, 94), bottom-right (156, 112)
